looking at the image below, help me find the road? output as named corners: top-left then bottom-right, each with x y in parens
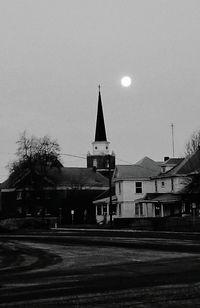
top-left (1, 229), bottom-right (200, 307)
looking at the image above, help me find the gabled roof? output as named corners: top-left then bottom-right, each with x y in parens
top-left (1, 167), bottom-right (109, 190)
top-left (114, 157), bottom-right (161, 180)
top-left (157, 148), bottom-right (200, 178)
top-left (136, 156), bottom-right (161, 171)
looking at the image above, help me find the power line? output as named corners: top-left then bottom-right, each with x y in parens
top-left (116, 157), bottom-right (135, 164)
top-left (60, 153), bottom-right (86, 160)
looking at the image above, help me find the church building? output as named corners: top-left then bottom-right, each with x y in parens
top-left (0, 88), bottom-right (114, 224)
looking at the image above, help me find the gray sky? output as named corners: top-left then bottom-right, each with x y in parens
top-left (0, 0), bottom-right (200, 181)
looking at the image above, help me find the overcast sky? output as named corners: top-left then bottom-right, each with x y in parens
top-left (0, 0), bottom-right (200, 181)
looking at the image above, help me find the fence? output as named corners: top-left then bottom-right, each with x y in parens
top-left (114, 217), bottom-right (200, 232)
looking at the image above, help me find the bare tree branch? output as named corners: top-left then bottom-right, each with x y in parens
top-left (185, 130), bottom-right (200, 156)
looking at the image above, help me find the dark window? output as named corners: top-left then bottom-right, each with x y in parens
top-left (161, 181), bottom-right (165, 187)
top-left (155, 204), bottom-right (161, 216)
top-left (112, 204), bottom-right (117, 215)
top-left (16, 191), bottom-right (22, 200)
top-left (184, 202), bottom-right (190, 214)
top-left (136, 182), bottom-right (142, 193)
top-left (135, 204), bottom-right (139, 216)
top-left (103, 204), bottom-right (107, 214)
top-left (155, 180), bottom-right (158, 192)
top-left (118, 204), bottom-right (121, 216)
top-left (139, 204), bottom-right (144, 216)
top-left (97, 204), bottom-right (102, 215)
top-left (171, 178), bottom-right (174, 191)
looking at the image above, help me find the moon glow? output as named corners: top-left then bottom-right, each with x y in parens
top-left (121, 76), bottom-right (132, 87)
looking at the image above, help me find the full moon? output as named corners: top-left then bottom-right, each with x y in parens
top-left (121, 76), bottom-right (132, 87)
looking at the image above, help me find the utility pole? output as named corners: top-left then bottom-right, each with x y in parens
top-left (171, 123), bottom-right (175, 158)
top-left (108, 155), bottom-right (113, 225)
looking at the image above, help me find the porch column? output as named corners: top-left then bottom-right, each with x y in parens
top-left (161, 203), bottom-right (164, 217)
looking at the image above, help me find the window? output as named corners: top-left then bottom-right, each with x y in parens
top-left (97, 204), bottom-right (102, 215)
top-left (118, 203), bottom-right (122, 216)
top-left (112, 204), bottom-right (117, 215)
top-left (103, 204), bottom-right (107, 215)
top-left (161, 181), bottom-right (165, 188)
top-left (171, 178), bottom-right (174, 191)
top-left (155, 204), bottom-right (161, 216)
top-left (26, 208), bottom-right (32, 216)
top-left (184, 202), bottom-right (191, 214)
top-left (140, 204), bottom-right (144, 216)
top-left (118, 182), bottom-right (121, 194)
top-left (135, 204), bottom-right (139, 216)
top-left (155, 180), bottom-right (158, 192)
top-left (162, 166), bottom-right (166, 173)
top-left (16, 191), bottom-right (22, 200)
top-left (135, 182), bottom-right (142, 193)
top-left (93, 159), bottom-right (97, 168)
top-left (135, 203), bottom-right (143, 216)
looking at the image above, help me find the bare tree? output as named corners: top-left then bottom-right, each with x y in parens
top-left (185, 130), bottom-right (200, 156)
top-left (8, 131), bottom-right (62, 177)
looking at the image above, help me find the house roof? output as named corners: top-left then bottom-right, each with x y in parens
top-left (138, 193), bottom-right (182, 204)
top-left (114, 157), bottom-right (161, 180)
top-left (93, 194), bottom-right (117, 204)
top-left (93, 186), bottom-right (115, 201)
top-left (157, 148), bottom-right (200, 178)
top-left (47, 167), bottom-right (109, 187)
top-left (162, 158), bottom-right (184, 166)
top-left (1, 167), bottom-right (109, 190)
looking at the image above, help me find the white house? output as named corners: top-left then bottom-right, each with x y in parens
top-left (94, 150), bottom-right (200, 223)
top-left (94, 157), bottom-right (162, 222)
top-left (138, 149), bottom-right (200, 217)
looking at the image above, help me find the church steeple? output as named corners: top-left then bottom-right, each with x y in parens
top-left (95, 86), bottom-right (107, 142)
top-left (87, 86), bottom-right (115, 177)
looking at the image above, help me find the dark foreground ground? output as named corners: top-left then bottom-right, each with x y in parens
top-left (1, 229), bottom-right (200, 307)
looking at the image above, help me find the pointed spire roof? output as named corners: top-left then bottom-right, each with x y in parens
top-left (95, 86), bottom-right (107, 142)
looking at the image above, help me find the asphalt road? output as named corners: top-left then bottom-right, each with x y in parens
top-left (1, 229), bottom-right (200, 307)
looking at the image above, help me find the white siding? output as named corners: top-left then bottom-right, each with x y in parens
top-left (155, 176), bottom-right (192, 193)
top-left (115, 179), bottom-right (155, 218)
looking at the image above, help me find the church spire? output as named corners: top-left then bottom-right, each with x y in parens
top-left (95, 85), bottom-right (107, 142)
top-left (87, 86), bottom-right (115, 176)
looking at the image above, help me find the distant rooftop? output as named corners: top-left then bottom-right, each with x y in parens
top-left (157, 148), bottom-right (200, 178)
top-left (114, 157), bottom-right (161, 180)
top-left (162, 158), bottom-right (184, 166)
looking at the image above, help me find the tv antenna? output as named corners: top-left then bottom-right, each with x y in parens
top-left (171, 123), bottom-right (175, 157)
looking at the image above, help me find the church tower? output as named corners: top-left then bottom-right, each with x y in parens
top-left (87, 87), bottom-right (115, 177)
